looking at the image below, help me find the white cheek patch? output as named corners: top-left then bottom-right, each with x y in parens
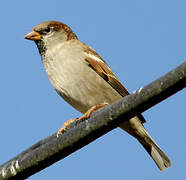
top-left (46, 32), bottom-right (55, 38)
top-left (85, 53), bottom-right (104, 63)
top-left (42, 32), bottom-right (55, 42)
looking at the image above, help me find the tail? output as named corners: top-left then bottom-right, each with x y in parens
top-left (138, 131), bottom-right (171, 171)
top-left (120, 116), bottom-right (171, 171)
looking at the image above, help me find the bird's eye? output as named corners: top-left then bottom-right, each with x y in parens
top-left (44, 27), bottom-right (51, 33)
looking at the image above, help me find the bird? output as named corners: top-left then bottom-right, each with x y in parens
top-left (24, 20), bottom-right (171, 171)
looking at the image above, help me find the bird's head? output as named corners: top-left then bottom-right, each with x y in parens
top-left (24, 21), bottom-right (77, 55)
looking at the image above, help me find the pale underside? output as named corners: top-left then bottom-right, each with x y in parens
top-left (42, 40), bottom-right (122, 113)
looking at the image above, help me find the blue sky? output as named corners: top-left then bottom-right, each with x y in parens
top-left (0, 0), bottom-right (185, 179)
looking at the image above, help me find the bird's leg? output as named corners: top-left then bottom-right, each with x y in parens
top-left (57, 103), bottom-right (108, 137)
top-left (78, 103), bottom-right (108, 121)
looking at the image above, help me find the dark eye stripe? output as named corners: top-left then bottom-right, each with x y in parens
top-left (38, 27), bottom-right (51, 35)
top-left (44, 27), bottom-right (51, 33)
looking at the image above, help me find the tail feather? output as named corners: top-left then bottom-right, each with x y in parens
top-left (139, 136), bottom-right (171, 171)
top-left (120, 116), bottom-right (171, 171)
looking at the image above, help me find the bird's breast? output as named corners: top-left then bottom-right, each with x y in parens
top-left (42, 44), bottom-right (121, 113)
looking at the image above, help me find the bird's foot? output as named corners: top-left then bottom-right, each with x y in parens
top-left (57, 103), bottom-right (108, 137)
top-left (57, 118), bottom-right (77, 137)
top-left (78, 103), bottom-right (108, 121)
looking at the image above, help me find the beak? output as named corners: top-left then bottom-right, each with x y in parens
top-left (24, 31), bottom-right (41, 41)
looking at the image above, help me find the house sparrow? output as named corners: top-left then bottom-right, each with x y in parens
top-left (25, 21), bottom-right (171, 171)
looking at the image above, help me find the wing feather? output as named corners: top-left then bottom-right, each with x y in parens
top-left (84, 47), bottom-right (146, 123)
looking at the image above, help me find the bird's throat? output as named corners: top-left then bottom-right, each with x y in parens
top-left (35, 40), bottom-right (47, 56)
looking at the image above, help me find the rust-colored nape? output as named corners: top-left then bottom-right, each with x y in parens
top-left (61, 23), bottom-right (78, 41)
